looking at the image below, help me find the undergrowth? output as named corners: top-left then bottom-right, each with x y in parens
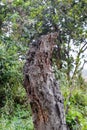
top-left (0, 104), bottom-right (34, 130)
top-left (0, 66), bottom-right (87, 130)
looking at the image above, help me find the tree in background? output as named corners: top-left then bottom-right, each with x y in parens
top-left (1, 0), bottom-right (87, 81)
top-left (0, 0), bottom-right (87, 129)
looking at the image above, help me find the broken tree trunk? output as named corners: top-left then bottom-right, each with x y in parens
top-left (23, 32), bottom-right (67, 130)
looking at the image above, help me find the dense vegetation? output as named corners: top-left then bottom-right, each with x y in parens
top-left (0, 0), bottom-right (87, 130)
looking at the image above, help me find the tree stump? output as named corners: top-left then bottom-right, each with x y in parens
top-left (23, 32), bottom-right (67, 130)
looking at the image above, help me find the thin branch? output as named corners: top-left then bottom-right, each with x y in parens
top-left (72, 42), bottom-right (87, 79)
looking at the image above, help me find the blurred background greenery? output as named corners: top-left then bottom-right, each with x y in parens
top-left (0, 0), bottom-right (87, 130)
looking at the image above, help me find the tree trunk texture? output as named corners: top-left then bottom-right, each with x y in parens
top-left (23, 32), bottom-right (67, 130)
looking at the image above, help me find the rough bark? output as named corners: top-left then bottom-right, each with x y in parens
top-left (23, 32), bottom-right (67, 130)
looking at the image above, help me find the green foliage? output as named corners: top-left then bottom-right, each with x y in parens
top-left (62, 78), bottom-right (87, 130)
top-left (0, 104), bottom-right (34, 130)
top-left (66, 91), bottom-right (87, 130)
top-left (0, 39), bottom-right (20, 84)
top-left (0, 34), bottom-right (27, 112)
top-left (54, 64), bottom-right (87, 130)
top-left (0, 0), bottom-right (87, 130)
